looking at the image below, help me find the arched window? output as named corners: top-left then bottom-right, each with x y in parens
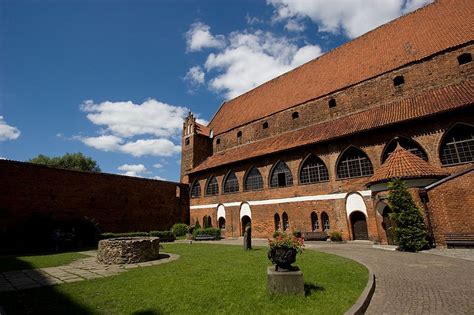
top-left (191, 181), bottom-right (201, 198)
top-left (274, 213), bottom-right (281, 231)
top-left (223, 171), bottom-right (239, 194)
top-left (270, 161), bottom-right (293, 187)
top-left (440, 123), bottom-right (474, 165)
top-left (321, 212), bottom-right (330, 231)
top-left (311, 212), bottom-right (319, 231)
top-left (382, 137), bottom-right (428, 163)
top-left (205, 176), bottom-right (219, 196)
top-left (218, 217), bottom-right (226, 229)
top-left (336, 146), bottom-right (374, 179)
top-left (244, 167), bottom-right (264, 191)
top-left (300, 155), bottom-right (329, 184)
top-left (282, 212), bottom-right (289, 231)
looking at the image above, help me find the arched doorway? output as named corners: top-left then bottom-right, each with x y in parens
top-left (217, 205), bottom-right (225, 230)
top-left (218, 217), bottom-right (226, 229)
top-left (382, 206), bottom-right (395, 245)
top-left (350, 211), bottom-right (368, 240)
top-left (241, 215), bottom-right (251, 236)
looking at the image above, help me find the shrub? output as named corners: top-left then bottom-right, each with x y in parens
top-left (268, 231), bottom-right (304, 254)
top-left (192, 228), bottom-right (221, 240)
top-left (388, 179), bottom-right (428, 252)
top-left (171, 223), bottom-right (189, 237)
top-left (100, 232), bottom-right (149, 239)
top-left (329, 231), bottom-right (342, 242)
top-left (292, 230), bottom-right (302, 238)
top-left (273, 231), bottom-right (283, 238)
top-left (194, 219), bottom-right (201, 230)
top-left (149, 230), bottom-right (176, 242)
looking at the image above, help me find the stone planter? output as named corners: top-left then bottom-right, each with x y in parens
top-left (268, 247), bottom-right (297, 271)
top-left (97, 237), bottom-right (160, 264)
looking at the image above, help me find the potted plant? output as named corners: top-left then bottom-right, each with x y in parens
top-left (268, 231), bottom-right (304, 271)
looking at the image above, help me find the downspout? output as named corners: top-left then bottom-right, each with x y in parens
top-left (419, 189), bottom-right (436, 248)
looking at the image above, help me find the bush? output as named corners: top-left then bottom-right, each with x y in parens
top-left (292, 230), bottom-right (302, 238)
top-left (171, 223), bottom-right (189, 237)
top-left (194, 219), bottom-right (201, 230)
top-left (273, 231), bottom-right (283, 238)
top-left (100, 232), bottom-right (149, 239)
top-left (192, 228), bottom-right (221, 240)
top-left (149, 230), bottom-right (176, 242)
top-left (388, 179), bottom-right (428, 252)
top-left (329, 231), bottom-right (342, 242)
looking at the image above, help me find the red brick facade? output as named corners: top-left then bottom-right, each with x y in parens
top-left (1, 160), bottom-right (189, 250)
top-left (181, 1), bottom-right (474, 245)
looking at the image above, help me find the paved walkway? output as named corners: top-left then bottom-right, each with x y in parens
top-left (202, 238), bottom-right (474, 314)
top-left (0, 251), bottom-right (179, 292)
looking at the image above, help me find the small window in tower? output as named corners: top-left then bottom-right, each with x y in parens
top-left (393, 75), bottom-right (404, 87)
top-left (328, 98), bottom-right (337, 108)
top-left (292, 112), bottom-right (299, 119)
top-left (457, 53), bottom-right (472, 65)
top-left (263, 122), bottom-right (269, 129)
top-left (216, 138), bottom-right (221, 145)
top-left (237, 131), bottom-right (242, 138)
top-left (176, 186), bottom-right (181, 198)
top-left (185, 138), bottom-right (190, 145)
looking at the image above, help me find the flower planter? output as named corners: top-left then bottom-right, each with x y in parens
top-left (268, 247), bottom-right (297, 271)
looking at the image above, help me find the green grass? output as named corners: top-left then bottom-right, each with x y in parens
top-left (0, 252), bottom-right (88, 272)
top-left (0, 244), bottom-right (368, 314)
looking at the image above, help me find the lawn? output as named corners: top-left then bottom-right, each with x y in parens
top-left (0, 252), bottom-right (89, 272)
top-left (0, 243), bottom-right (368, 314)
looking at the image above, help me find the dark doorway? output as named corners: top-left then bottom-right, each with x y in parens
top-left (241, 215), bottom-right (251, 236)
top-left (350, 211), bottom-right (368, 240)
top-left (382, 206), bottom-right (395, 245)
top-left (218, 217), bottom-right (226, 229)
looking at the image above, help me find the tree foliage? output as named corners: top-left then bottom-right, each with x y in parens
top-left (387, 179), bottom-right (428, 252)
top-left (28, 153), bottom-right (101, 172)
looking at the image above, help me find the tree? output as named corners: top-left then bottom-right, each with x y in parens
top-left (28, 153), bottom-right (101, 172)
top-left (387, 179), bottom-right (428, 252)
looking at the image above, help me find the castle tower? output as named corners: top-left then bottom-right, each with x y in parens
top-left (180, 112), bottom-right (212, 183)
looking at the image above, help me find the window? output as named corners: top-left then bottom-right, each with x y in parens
top-left (191, 181), bottom-right (201, 198)
top-left (457, 53), bottom-right (472, 65)
top-left (176, 186), bottom-right (181, 198)
top-left (185, 138), bottom-right (190, 145)
top-left (321, 212), bottom-right (330, 231)
top-left (270, 161), bottom-right (293, 187)
top-left (237, 131), bottom-right (242, 138)
top-left (393, 75), bottom-right (404, 87)
top-left (223, 171), bottom-right (239, 194)
top-left (263, 122), bottom-right (269, 129)
top-left (292, 112), bottom-right (299, 119)
top-left (311, 212), bottom-right (319, 231)
top-left (282, 212), bottom-right (289, 231)
top-left (336, 146), bottom-right (374, 179)
top-left (216, 138), bottom-right (221, 145)
top-left (328, 98), bottom-right (337, 108)
top-left (218, 217), bottom-right (226, 229)
top-left (205, 176), bottom-right (219, 196)
top-left (244, 167), bottom-right (264, 191)
top-left (440, 123), bottom-right (474, 165)
top-left (274, 213), bottom-right (281, 231)
top-left (382, 137), bottom-right (428, 163)
top-left (300, 155), bottom-right (329, 184)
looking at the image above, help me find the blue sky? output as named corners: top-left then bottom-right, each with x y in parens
top-left (0, 0), bottom-right (431, 181)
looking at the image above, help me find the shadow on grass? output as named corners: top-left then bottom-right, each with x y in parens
top-left (132, 309), bottom-right (164, 315)
top-left (0, 257), bottom-right (93, 314)
top-left (304, 282), bottom-right (324, 297)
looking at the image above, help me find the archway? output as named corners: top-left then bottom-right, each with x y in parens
top-left (382, 206), bottom-right (395, 245)
top-left (350, 211), bottom-right (369, 240)
top-left (241, 216), bottom-right (251, 236)
top-left (217, 204), bottom-right (225, 229)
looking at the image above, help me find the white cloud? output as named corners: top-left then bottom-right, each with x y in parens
top-left (153, 163), bottom-right (163, 169)
top-left (184, 65), bottom-right (205, 87)
top-left (0, 157), bottom-right (6, 160)
top-left (285, 19), bottom-right (305, 32)
top-left (118, 164), bottom-right (148, 177)
top-left (246, 14), bottom-right (263, 25)
top-left (152, 175), bottom-right (167, 181)
top-left (80, 135), bottom-right (123, 152)
top-left (0, 116), bottom-right (21, 141)
top-left (203, 30), bottom-right (323, 98)
top-left (267, 0), bottom-right (433, 39)
top-left (186, 22), bottom-right (225, 52)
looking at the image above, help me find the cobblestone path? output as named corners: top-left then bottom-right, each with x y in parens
top-left (0, 251), bottom-right (179, 292)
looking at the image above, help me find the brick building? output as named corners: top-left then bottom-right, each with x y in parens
top-left (181, 0), bottom-right (474, 246)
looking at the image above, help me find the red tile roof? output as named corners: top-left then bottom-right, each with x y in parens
top-left (207, 0), bottom-right (474, 135)
top-left (367, 144), bottom-right (449, 185)
top-left (190, 79), bottom-right (474, 174)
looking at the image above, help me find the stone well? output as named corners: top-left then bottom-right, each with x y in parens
top-left (97, 237), bottom-right (160, 264)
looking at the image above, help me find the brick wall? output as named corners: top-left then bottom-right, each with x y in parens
top-left (424, 169), bottom-right (474, 246)
top-left (0, 160), bottom-right (190, 249)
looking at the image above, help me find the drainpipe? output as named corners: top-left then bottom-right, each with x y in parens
top-left (419, 189), bottom-right (436, 248)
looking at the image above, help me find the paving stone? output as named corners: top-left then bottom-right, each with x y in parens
top-left (0, 283), bottom-right (15, 292)
top-left (62, 277), bottom-right (83, 283)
